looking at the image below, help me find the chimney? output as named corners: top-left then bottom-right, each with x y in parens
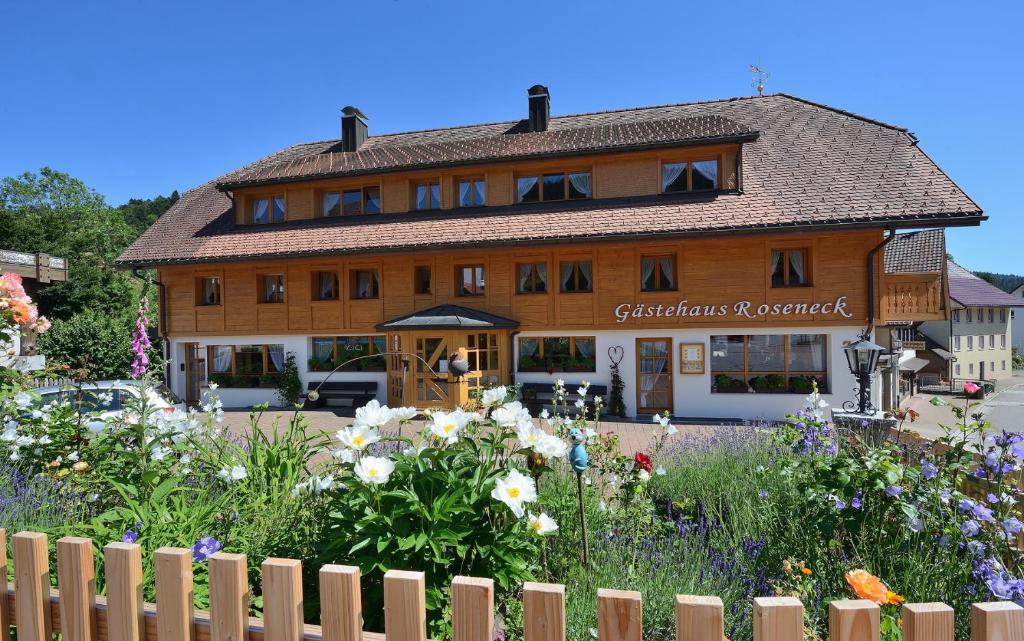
top-left (527, 85), bottom-right (550, 132)
top-left (340, 106), bottom-right (368, 152)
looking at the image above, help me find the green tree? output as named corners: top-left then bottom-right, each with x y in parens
top-left (118, 191), bottom-right (179, 235)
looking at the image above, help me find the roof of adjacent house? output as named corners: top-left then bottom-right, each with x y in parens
top-left (883, 229), bottom-right (946, 273)
top-left (947, 261), bottom-right (1024, 307)
top-left (116, 93), bottom-right (984, 268)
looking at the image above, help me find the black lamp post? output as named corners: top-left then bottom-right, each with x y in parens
top-left (842, 333), bottom-right (885, 414)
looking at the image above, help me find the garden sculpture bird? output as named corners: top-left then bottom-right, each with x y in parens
top-left (448, 348), bottom-right (470, 377)
top-left (568, 427), bottom-right (589, 473)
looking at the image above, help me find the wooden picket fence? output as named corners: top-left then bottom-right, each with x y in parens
top-left (3, 530), bottom-right (1024, 641)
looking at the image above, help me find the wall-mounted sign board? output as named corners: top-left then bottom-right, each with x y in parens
top-left (679, 343), bottom-right (705, 374)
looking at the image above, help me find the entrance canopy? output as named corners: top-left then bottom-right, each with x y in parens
top-left (376, 304), bottom-right (519, 331)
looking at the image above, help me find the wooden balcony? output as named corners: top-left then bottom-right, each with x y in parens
top-left (880, 272), bottom-right (947, 322)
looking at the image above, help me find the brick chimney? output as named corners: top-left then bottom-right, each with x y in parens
top-left (527, 85), bottom-right (550, 132)
top-left (340, 106), bottom-right (368, 152)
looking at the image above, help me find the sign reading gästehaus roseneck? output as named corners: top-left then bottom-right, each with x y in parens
top-left (613, 296), bottom-right (854, 323)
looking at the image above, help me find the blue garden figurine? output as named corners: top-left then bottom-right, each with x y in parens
top-left (567, 427), bottom-right (590, 566)
top-left (568, 428), bottom-right (589, 473)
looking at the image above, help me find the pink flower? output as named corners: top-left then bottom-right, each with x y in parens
top-left (964, 382), bottom-right (981, 395)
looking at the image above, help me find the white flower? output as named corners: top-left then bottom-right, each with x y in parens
top-left (68, 451), bottom-right (80, 462)
top-left (208, 382), bottom-right (219, 390)
top-left (428, 410), bottom-right (469, 442)
top-left (526, 512), bottom-right (558, 536)
top-left (574, 399), bottom-right (585, 409)
top-left (151, 446), bottom-right (170, 461)
top-left (584, 428), bottom-right (597, 442)
top-left (332, 448), bottom-right (355, 464)
top-left (493, 401), bottom-right (531, 427)
top-left (13, 392), bottom-right (32, 409)
top-left (576, 384), bottom-right (589, 399)
top-left (598, 500), bottom-right (608, 512)
top-left (666, 425), bottom-right (679, 435)
top-left (638, 469), bottom-right (651, 482)
top-left (481, 386), bottom-right (508, 408)
top-left (655, 466), bottom-right (666, 476)
top-left (336, 424), bottom-right (380, 451)
top-left (535, 434), bottom-right (567, 459)
top-left (354, 456), bottom-right (395, 485)
top-left (539, 409), bottom-right (550, 420)
top-left (490, 469), bottom-right (537, 517)
top-left (392, 406), bottom-right (418, 422)
top-left (353, 400), bottom-right (394, 429)
top-left (218, 464), bottom-right (247, 483)
top-left (516, 423), bottom-right (544, 449)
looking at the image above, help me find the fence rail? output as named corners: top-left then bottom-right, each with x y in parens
top-left (2, 529), bottom-right (1023, 641)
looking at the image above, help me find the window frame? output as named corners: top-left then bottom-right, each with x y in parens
top-left (710, 334), bottom-right (829, 394)
top-left (639, 254), bottom-right (677, 292)
top-left (414, 180), bottom-right (442, 210)
top-left (515, 170), bottom-right (592, 203)
top-left (517, 336), bottom-right (597, 372)
top-left (559, 260), bottom-right (594, 293)
top-left (311, 270), bottom-right (340, 301)
top-left (349, 269), bottom-right (380, 300)
top-left (308, 335), bottom-right (387, 372)
top-left (516, 262), bottom-right (549, 295)
top-left (195, 276), bottom-right (222, 306)
top-left (206, 344), bottom-right (284, 382)
top-left (456, 177), bottom-right (487, 208)
top-left (250, 194), bottom-right (286, 224)
top-left (414, 265), bottom-right (432, 295)
top-left (953, 336), bottom-right (961, 351)
top-left (660, 158), bottom-right (720, 194)
top-left (456, 264), bottom-right (486, 297)
top-left (770, 248), bottom-right (811, 288)
top-left (259, 274), bottom-right (286, 304)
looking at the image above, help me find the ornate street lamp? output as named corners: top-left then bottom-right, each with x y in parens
top-left (842, 332), bottom-right (885, 414)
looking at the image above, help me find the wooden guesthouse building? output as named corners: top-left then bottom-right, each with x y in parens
top-left (117, 87), bottom-right (983, 418)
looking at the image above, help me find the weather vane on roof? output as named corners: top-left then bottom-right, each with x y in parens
top-left (750, 65), bottom-right (769, 97)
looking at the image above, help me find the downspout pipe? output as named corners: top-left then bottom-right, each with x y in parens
top-left (866, 227), bottom-right (897, 333)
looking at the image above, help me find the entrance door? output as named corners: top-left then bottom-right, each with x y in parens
top-left (413, 335), bottom-right (451, 408)
top-left (386, 333), bottom-right (407, 407)
top-left (184, 343), bottom-right (204, 406)
top-left (636, 338), bottom-right (673, 415)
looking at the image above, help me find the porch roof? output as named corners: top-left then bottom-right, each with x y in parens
top-left (376, 304), bottom-right (519, 331)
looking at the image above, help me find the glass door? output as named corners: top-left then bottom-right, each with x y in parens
top-left (184, 343), bottom-right (204, 407)
top-left (636, 338), bottom-right (673, 415)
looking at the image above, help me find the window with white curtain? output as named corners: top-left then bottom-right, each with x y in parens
top-left (206, 345), bottom-right (285, 381)
top-left (350, 270), bottom-right (379, 299)
top-left (517, 336), bottom-right (596, 372)
top-left (560, 260), bottom-right (593, 293)
top-left (517, 262), bottom-right (548, 294)
top-left (312, 271), bottom-right (339, 301)
top-left (711, 334), bottom-right (827, 394)
top-left (260, 275), bottom-right (285, 303)
top-left (771, 249), bottom-right (810, 287)
top-left (640, 255), bottom-right (676, 291)
top-left (458, 178), bottom-right (486, 207)
top-left (414, 181), bottom-right (441, 210)
top-left (515, 171), bottom-right (591, 203)
top-left (196, 277), bottom-right (221, 306)
top-left (662, 160), bottom-right (719, 193)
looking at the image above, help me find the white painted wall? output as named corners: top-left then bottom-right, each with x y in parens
top-left (1011, 286), bottom-right (1024, 352)
top-left (514, 326), bottom-right (866, 420)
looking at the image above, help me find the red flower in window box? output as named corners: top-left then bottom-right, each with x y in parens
top-left (633, 452), bottom-right (653, 473)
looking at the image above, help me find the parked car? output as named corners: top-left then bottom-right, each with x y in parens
top-left (33, 380), bottom-right (185, 420)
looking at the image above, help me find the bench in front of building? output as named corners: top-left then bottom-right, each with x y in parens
top-left (520, 382), bottom-right (608, 416)
top-left (304, 381), bottom-right (378, 411)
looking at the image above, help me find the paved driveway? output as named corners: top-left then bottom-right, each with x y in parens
top-left (900, 372), bottom-right (1024, 441)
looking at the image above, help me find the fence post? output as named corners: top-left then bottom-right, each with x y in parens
top-left (828, 600), bottom-right (879, 641)
top-left (903, 603), bottom-right (954, 641)
top-left (57, 537), bottom-right (97, 641)
top-left (597, 589), bottom-right (642, 641)
top-left (452, 576), bottom-right (493, 641)
top-left (320, 565), bottom-right (362, 641)
top-left (523, 582), bottom-right (566, 641)
top-left (971, 602), bottom-right (1024, 641)
top-left (13, 531), bottom-right (52, 641)
top-left (154, 548), bottom-right (194, 641)
top-left (0, 529), bottom-right (9, 641)
top-left (104, 543), bottom-right (144, 641)
top-left (262, 559), bottom-right (303, 641)
top-left (209, 553), bottom-right (249, 641)
top-left (753, 597), bottom-right (803, 641)
top-left (383, 570), bottom-right (426, 641)
top-left (674, 595), bottom-right (723, 641)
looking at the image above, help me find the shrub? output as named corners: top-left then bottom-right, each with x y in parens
top-left (275, 353), bottom-right (303, 406)
top-left (36, 309), bottom-right (160, 379)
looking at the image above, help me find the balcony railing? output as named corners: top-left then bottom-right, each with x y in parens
top-left (880, 273), bottom-right (945, 322)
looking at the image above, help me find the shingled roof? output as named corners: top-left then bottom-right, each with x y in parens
top-left (947, 261), bottom-right (1024, 308)
top-left (117, 93), bottom-right (984, 267)
top-left (884, 229), bottom-right (946, 273)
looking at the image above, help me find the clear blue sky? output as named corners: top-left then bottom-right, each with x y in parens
top-left (2, 0), bottom-right (1020, 273)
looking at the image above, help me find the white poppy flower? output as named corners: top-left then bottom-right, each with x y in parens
top-left (354, 456), bottom-right (395, 485)
top-left (490, 469), bottom-right (537, 517)
top-left (336, 424), bottom-right (380, 451)
top-left (332, 448), bottom-right (355, 463)
top-left (218, 464), bottom-right (247, 482)
top-left (526, 512), bottom-right (558, 536)
top-left (516, 423), bottom-right (544, 449)
top-left (428, 411), bottom-right (467, 442)
top-left (353, 400), bottom-right (394, 429)
top-left (535, 434), bottom-right (567, 459)
top-left (481, 386), bottom-right (508, 408)
top-left (391, 406), bottom-right (418, 422)
top-left (492, 401), bottom-right (531, 427)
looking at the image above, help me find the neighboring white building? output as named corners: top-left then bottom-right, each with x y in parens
top-left (1011, 283), bottom-right (1024, 353)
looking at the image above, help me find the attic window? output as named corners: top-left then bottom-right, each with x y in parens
top-left (252, 195), bottom-right (285, 224)
top-left (662, 160), bottom-right (718, 193)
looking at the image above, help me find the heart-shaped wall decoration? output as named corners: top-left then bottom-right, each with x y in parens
top-left (607, 345), bottom-right (624, 366)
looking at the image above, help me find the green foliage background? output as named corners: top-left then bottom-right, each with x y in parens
top-left (0, 167), bottom-right (178, 377)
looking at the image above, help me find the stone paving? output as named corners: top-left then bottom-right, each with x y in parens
top-left (898, 372), bottom-right (1024, 441)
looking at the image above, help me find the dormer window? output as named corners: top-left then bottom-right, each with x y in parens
top-left (323, 187), bottom-right (380, 217)
top-left (516, 171), bottom-right (591, 203)
top-left (662, 160), bottom-right (718, 193)
top-left (252, 195), bottom-right (285, 224)
top-left (458, 178), bottom-right (486, 207)
top-left (415, 181), bottom-right (441, 210)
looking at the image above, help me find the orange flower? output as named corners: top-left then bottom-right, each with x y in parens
top-left (801, 567), bottom-right (813, 576)
top-left (845, 570), bottom-right (890, 605)
top-left (886, 591), bottom-right (905, 605)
